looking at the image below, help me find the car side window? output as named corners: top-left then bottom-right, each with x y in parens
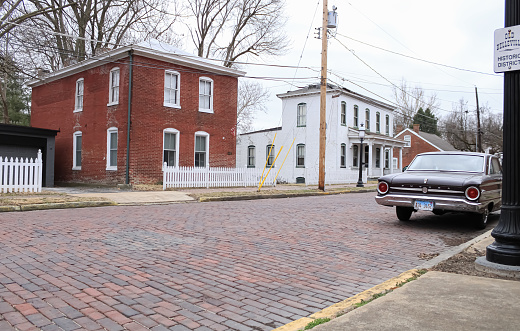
top-left (490, 158), bottom-right (502, 175)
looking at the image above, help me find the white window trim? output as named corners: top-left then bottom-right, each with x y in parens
top-left (163, 128), bottom-right (180, 168)
top-left (164, 70), bottom-right (181, 109)
top-left (74, 78), bottom-right (84, 112)
top-left (108, 68), bottom-right (120, 106)
top-left (247, 145), bottom-right (255, 168)
top-left (194, 131), bottom-right (210, 167)
top-left (297, 103), bottom-right (307, 127)
top-left (199, 77), bottom-right (214, 113)
top-left (106, 127), bottom-right (118, 171)
top-left (296, 144), bottom-right (305, 168)
top-left (340, 102), bottom-right (347, 126)
top-left (404, 135), bottom-right (411, 147)
top-left (72, 131), bottom-right (82, 170)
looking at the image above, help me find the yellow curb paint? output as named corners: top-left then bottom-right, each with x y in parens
top-left (273, 269), bottom-right (420, 331)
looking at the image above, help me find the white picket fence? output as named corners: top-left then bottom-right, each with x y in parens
top-left (0, 150), bottom-right (43, 193)
top-left (163, 164), bottom-right (276, 189)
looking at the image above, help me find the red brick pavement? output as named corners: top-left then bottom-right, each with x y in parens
top-left (0, 193), bottom-right (495, 330)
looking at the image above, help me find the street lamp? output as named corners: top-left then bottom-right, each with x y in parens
top-left (356, 123), bottom-right (365, 187)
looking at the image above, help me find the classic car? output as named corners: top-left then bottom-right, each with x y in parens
top-left (375, 152), bottom-right (502, 229)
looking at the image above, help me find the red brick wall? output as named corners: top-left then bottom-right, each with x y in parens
top-left (31, 54), bottom-right (238, 184)
top-left (394, 130), bottom-right (441, 167)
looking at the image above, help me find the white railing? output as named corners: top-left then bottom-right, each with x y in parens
top-left (0, 150), bottom-right (43, 193)
top-left (163, 164), bottom-right (277, 189)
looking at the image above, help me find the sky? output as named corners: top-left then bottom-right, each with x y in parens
top-left (241, 0), bottom-right (506, 131)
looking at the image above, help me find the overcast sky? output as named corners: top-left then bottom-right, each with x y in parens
top-left (242, 0), bottom-right (506, 131)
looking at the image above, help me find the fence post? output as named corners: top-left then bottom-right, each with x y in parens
top-left (37, 150), bottom-right (42, 192)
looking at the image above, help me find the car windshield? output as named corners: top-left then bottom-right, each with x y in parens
top-left (407, 154), bottom-right (485, 172)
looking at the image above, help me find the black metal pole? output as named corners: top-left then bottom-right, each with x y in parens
top-left (356, 139), bottom-right (364, 187)
top-left (486, 0), bottom-right (520, 266)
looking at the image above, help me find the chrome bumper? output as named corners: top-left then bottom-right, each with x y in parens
top-left (375, 194), bottom-right (484, 213)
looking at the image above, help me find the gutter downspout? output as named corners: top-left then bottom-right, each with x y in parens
top-left (126, 50), bottom-right (134, 184)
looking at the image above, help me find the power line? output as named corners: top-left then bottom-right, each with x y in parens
top-left (335, 33), bottom-right (501, 78)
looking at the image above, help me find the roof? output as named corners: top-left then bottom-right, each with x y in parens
top-left (418, 131), bottom-right (458, 151)
top-left (276, 83), bottom-right (395, 111)
top-left (28, 39), bottom-right (245, 87)
top-left (240, 127), bottom-right (282, 136)
top-left (395, 128), bottom-right (457, 151)
top-left (0, 123), bottom-right (59, 137)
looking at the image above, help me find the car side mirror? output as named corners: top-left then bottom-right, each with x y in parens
top-left (402, 165), bottom-right (409, 171)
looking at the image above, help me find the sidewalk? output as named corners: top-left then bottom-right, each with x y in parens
top-left (277, 232), bottom-right (520, 331)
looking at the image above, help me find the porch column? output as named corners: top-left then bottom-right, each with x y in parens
top-left (399, 147), bottom-right (403, 172)
top-left (389, 146), bottom-right (394, 174)
top-left (380, 145), bottom-right (385, 177)
top-left (368, 141), bottom-right (373, 177)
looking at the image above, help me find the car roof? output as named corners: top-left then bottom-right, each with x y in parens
top-left (417, 151), bottom-right (492, 157)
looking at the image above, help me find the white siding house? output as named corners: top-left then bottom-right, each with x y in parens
top-left (236, 84), bottom-right (406, 184)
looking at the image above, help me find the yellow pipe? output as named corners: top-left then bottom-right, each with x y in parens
top-left (259, 146), bottom-right (284, 190)
top-left (258, 132), bottom-right (277, 190)
top-left (274, 137), bottom-right (296, 183)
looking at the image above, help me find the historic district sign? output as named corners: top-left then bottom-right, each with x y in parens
top-left (495, 25), bottom-right (520, 73)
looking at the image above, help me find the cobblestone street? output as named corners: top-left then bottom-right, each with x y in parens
top-left (0, 193), bottom-right (496, 330)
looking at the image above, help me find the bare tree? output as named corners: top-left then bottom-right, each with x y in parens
top-left (441, 98), bottom-right (476, 151)
top-left (237, 80), bottom-right (269, 133)
top-left (187, 0), bottom-right (289, 67)
top-left (12, 0), bottom-right (178, 70)
top-left (480, 105), bottom-right (503, 154)
top-left (393, 79), bottom-right (440, 130)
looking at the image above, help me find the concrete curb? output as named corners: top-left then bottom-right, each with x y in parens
top-left (272, 269), bottom-right (420, 331)
top-left (198, 188), bottom-right (376, 202)
top-left (0, 201), bottom-right (117, 212)
top-left (417, 229), bottom-right (493, 269)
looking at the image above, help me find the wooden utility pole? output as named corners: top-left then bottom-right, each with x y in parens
top-left (318, 0), bottom-right (328, 191)
top-left (475, 86), bottom-right (482, 153)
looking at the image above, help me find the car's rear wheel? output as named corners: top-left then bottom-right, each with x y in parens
top-left (474, 208), bottom-right (490, 230)
top-left (396, 207), bottom-right (414, 221)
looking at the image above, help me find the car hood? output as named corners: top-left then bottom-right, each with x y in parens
top-left (381, 171), bottom-right (483, 188)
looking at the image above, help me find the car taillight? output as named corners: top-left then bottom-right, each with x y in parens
top-left (378, 181), bottom-right (389, 195)
top-left (465, 186), bottom-right (480, 201)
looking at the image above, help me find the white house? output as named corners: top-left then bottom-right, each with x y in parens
top-left (236, 84), bottom-right (406, 184)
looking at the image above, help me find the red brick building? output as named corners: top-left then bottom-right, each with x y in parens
top-left (29, 40), bottom-right (245, 184)
top-left (394, 124), bottom-right (458, 168)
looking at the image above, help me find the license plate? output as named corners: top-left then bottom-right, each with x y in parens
top-left (414, 200), bottom-right (434, 211)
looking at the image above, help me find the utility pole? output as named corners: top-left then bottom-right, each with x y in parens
top-left (318, 0), bottom-right (328, 191)
top-left (475, 86), bottom-right (482, 153)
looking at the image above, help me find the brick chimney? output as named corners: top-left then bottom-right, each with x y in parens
top-left (413, 124), bottom-right (420, 133)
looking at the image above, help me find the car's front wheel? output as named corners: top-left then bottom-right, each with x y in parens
top-left (396, 207), bottom-right (414, 221)
top-left (474, 208), bottom-right (490, 230)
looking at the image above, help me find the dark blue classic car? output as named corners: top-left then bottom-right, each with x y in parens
top-left (375, 152), bottom-right (502, 229)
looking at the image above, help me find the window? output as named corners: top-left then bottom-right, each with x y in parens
top-left (108, 68), bottom-right (119, 105)
top-left (385, 149), bottom-right (390, 169)
top-left (404, 135), bottom-right (411, 147)
top-left (163, 128), bottom-right (180, 167)
top-left (354, 105), bottom-right (359, 127)
top-left (364, 145), bottom-right (369, 167)
top-left (365, 109), bottom-right (370, 131)
top-left (353, 145), bottom-right (358, 167)
top-left (385, 115), bottom-right (390, 135)
top-left (164, 70), bottom-right (180, 107)
top-left (393, 157), bottom-right (398, 170)
top-left (376, 148), bottom-right (381, 168)
top-left (296, 144), bottom-right (305, 167)
top-left (195, 132), bottom-right (209, 167)
top-left (340, 102), bottom-right (346, 126)
top-left (106, 128), bottom-right (118, 170)
top-left (247, 146), bottom-right (255, 168)
top-left (73, 131), bottom-right (82, 170)
top-left (75, 78), bottom-right (84, 112)
top-left (199, 77), bottom-right (213, 112)
top-left (340, 143), bottom-right (346, 168)
top-left (266, 144), bottom-right (275, 167)
top-left (297, 103), bottom-right (306, 127)
top-left (376, 112), bottom-right (381, 133)
top-left (490, 158), bottom-right (502, 175)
